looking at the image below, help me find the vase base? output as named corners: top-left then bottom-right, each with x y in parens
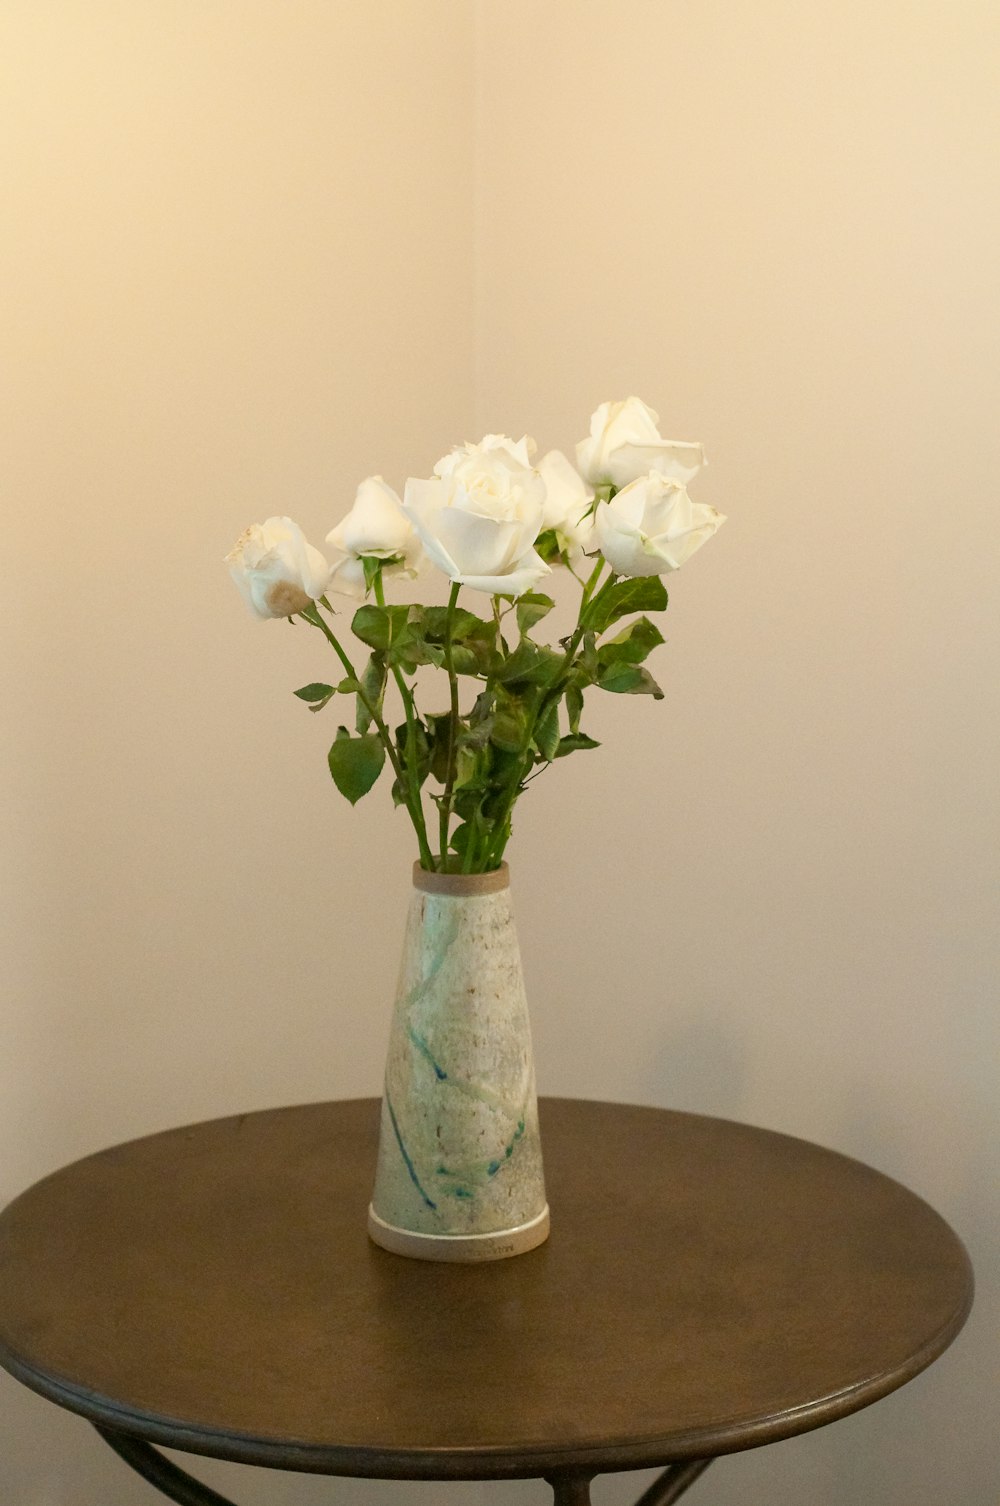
top-left (367, 1204), bottom-right (550, 1262)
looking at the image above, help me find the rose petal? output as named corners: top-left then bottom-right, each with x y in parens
top-left (594, 501), bottom-right (653, 577)
top-left (608, 440), bottom-right (705, 489)
top-left (327, 477), bottom-right (411, 558)
top-left (327, 554), bottom-right (368, 599)
top-left (537, 449), bottom-right (594, 533)
top-left (650, 509), bottom-right (726, 570)
top-left (431, 506), bottom-right (527, 578)
top-left (402, 478), bottom-right (464, 579)
top-left (455, 549), bottom-right (552, 598)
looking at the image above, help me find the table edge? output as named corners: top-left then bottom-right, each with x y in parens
top-left (0, 1269), bottom-right (973, 1480)
top-left (0, 1097), bottom-right (976, 1479)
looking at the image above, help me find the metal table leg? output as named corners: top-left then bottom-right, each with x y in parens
top-left (546, 1460), bottom-right (713, 1506)
top-left (634, 1460), bottom-right (714, 1505)
top-left (94, 1426), bottom-right (241, 1506)
top-left (97, 1424), bottom-right (715, 1506)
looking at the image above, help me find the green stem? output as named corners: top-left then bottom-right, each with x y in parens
top-left (302, 603), bottom-right (435, 870)
top-left (461, 821), bottom-right (477, 874)
top-left (491, 595), bottom-right (504, 650)
top-left (579, 556), bottom-right (607, 613)
top-left (438, 581), bottom-right (462, 869)
top-left (374, 573), bottom-right (434, 868)
top-left (550, 564), bottom-right (613, 684)
top-left (484, 561), bottom-right (614, 868)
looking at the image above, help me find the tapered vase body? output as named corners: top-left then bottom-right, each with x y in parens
top-left (368, 863), bottom-right (548, 1261)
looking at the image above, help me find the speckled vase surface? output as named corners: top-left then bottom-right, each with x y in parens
top-left (368, 863), bottom-right (549, 1262)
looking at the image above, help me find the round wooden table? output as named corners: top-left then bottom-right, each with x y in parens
top-left (0, 1099), bottom-right (973, 1506)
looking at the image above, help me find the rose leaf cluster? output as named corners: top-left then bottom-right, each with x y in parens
top-left (225, 397), bottom-right (725, 872)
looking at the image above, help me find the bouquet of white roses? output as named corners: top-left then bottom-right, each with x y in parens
top-left (227, 397), bottom-right (724, 874)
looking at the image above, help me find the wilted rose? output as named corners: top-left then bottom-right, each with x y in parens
top-left (594, 474), bottom-right (725, 577)
top-left (225, 517), bottom-right (330, 619)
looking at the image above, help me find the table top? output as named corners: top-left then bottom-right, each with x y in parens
top-left (0, 1098), bottom-right (972, 1480)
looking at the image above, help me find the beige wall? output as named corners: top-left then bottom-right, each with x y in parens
top-left (0, 3), bottom-right (476, 1502)
top-left (474, 3), bottom-right (999, 1503)
top-left (2, 1), bottom-right (998, 1502)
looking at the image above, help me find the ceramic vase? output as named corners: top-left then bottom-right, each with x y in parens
top-left (368, 862), bottom-right (549, 1261)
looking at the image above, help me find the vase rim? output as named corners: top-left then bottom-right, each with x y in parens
top-left (412, 861), bottom-right (509, 896)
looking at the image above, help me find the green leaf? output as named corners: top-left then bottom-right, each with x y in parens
top-left (449, 805), bottom-right (494, 862)
top-left (453, 778), bottom-right (491, 820)
top-left (579, 631), bottom-right (599, 682)
top-left (496, 640), bottom-right (563, 687)
top-left (327, 727), bottom-right (386, 804)
top-left (533, 528), bottom-right (564, 565)
top-left (491, 708), bottom-right (526, 753)
top-left (355, 654), bottom-right (387, 734)
top-left (565, 681), bottom-right (584, 734)
top-left (426, 606), bottom-right (502, 676)
top-left (596, 663), bottom-right (665, 698)
top-left (555, 733), bottom-right (601, 757)
top-left (490, 688), bottom-right (534, 752)
top-left (294, 682), bottom-right (336, 705)
top-left (450, 816), bottom-right (484, 858)
top-left (425, 712), bottom-right (454, 785)
top-left (420, 606), bottom-right (495, 643)
top-left (450, 640), bottom-right (497, 677)
top-left (516, 593), bottom-right (556, 636)
top-left (459, 716), bottom-right (494, 752)
top-left (351, 604), bottom-right (410, 652)
top-left (453, 742), bottom-right (481, 789)
top-left (532, 701), bottom-right (561, 763)
top-left (449, 821), bottom-right (473, 858)
top-left (597, 615), bottom-right (665, 667)
top-left (479, 747), bottom-right (524, 820)
top-left (584, 576), bottom-right (668, 634)
top-left (395, 717), bottom-right (430, 785)
top-left (388, 628), bottom-right (446, 672)
top-left (468, 688), bottom-right (494, 726)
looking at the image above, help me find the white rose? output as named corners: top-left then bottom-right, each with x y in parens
top-left (434, 431), bottom-right (537, 482)
top-left (536, 450), bottom-right (595, 560)
top-left (225, 516), bottom-right (331, 619)
top-left (576, 396), bottom-right (706, 489)
top-left (325, 476), bottom-right (424, 599)
top-left (402, 434), bottom-right (550, 598)
top-left (594, 474), bottom-right (725, 577)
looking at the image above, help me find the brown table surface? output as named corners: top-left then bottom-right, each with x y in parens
top-left (0, 1098), bottom-right (973, 1481)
